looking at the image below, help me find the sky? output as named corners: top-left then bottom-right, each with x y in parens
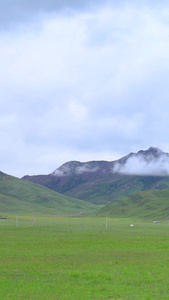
top-left (1, 0), bottom-right (169, 177)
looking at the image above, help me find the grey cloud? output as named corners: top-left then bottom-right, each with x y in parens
top-left (0, 0), bottom-right (165, 30)
top-left (0, 0), bottom-right (111, 30)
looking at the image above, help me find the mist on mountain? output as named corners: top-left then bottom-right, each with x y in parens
top-left (113, 147), bottom-right (169, 176)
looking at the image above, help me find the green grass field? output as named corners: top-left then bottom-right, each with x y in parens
top-left (1, 216), bottom-right (169, 299)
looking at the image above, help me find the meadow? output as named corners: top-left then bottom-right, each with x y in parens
top-left (0, 216), bottom-right (169, 299)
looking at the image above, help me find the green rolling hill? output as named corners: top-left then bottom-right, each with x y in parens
top-left (0, 172), bottom-right (101, 215)
top-left (96, 188), bottom-right (169, 220)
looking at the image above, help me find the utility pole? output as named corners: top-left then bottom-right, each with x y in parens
top-left (106, 216), bottom-right (108, 230)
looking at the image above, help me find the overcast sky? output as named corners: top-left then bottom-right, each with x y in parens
top-left (1, 0), bottom-right (169, 177)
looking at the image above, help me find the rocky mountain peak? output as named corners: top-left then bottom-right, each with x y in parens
top-left (51, 147), bottom-right (169, 177)
top-left (138, 147), bottom-right (164, 157)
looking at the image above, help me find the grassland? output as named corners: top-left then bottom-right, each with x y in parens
top-left (1, 216), bottom-right (169, 299)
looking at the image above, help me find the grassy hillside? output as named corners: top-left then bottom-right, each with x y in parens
top-left (64, 174), bottom-right (144, 204)
top-left (0, 172), bottom-right (100, 215)
top-left (23, 173), bottom-right (169, 205)
top-left (96, 188), bottom-right (169, 220)
top-left (64, 175), bottom-right (169, 204)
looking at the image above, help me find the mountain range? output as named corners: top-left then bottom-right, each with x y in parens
top-left (1, 146), bottom-right (169, 219)
top-left (23, 147), bottom-right (169, 205)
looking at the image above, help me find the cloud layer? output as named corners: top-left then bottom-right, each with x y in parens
top-left (1, 0), bottom-right (169, 177)
top-left (113, 155), bottom-right (169, 176)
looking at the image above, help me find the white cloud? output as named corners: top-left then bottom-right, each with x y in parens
top-left (1, 1), bottom-right (169, 176)
top-left (68, 101), bottom-right (88, 123)
top-left (53, 162), bottom-right (99, 176)
top-left (113, 154), bottom-right (169, 176)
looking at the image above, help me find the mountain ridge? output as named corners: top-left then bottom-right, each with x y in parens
top-left (51, 147), bottom-right (166, 176)
top-left (22, 147), bottom-right (169, 205)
